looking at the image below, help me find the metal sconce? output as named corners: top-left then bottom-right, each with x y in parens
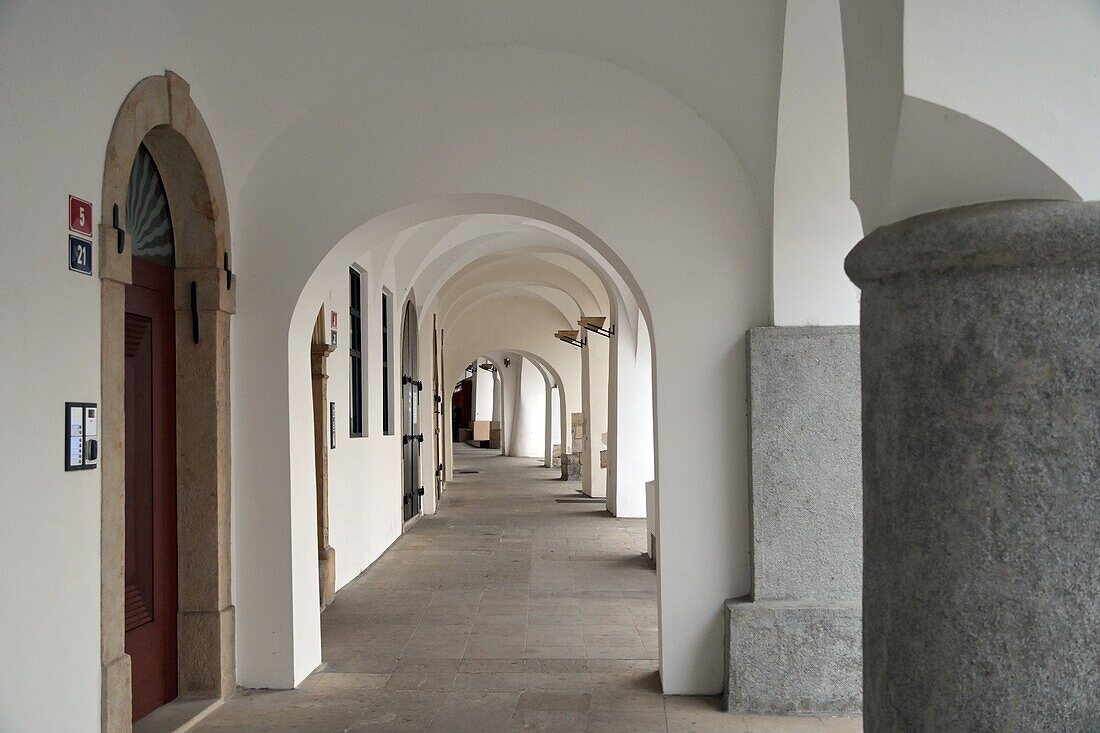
top-left (555, 329), bottom-right (586, 348)
top-left (580, 316), bottom-right (614, 338)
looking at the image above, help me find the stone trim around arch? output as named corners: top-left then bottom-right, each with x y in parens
top-left (99, 71), bottom-right (236, 733)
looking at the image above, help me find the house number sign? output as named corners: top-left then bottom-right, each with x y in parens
top-left (68, 195), bottom-right (93, 275)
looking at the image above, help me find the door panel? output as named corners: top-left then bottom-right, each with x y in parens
top-left (401, 303), bottom-right (421, 521)
top-left (125, 258), bottom-right (178, 721)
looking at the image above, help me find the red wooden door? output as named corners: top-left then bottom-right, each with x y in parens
top-left (124, 257), bottom-right (178, 721)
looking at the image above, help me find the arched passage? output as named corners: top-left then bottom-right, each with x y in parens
top-left (268, 196), bottom-right (667, 691)
top-left (444, 349), bottom-right (568, 473)
top-left (233, 44), bottom-right (768, 695)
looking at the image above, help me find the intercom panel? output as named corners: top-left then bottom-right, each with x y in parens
top-left (65, 402), bottom-right (98, 471)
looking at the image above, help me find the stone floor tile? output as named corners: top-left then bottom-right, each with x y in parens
top-left (524, 645), bottom-right (588, 659)
top-left (347, 690), bottom-right (450, 731)
top-left (326, 652), bottom-right (401, 674)
top-left (740, 714), bottom-right (826, 732)
top-left (817, 715), bottom-right (863, 732)
top-left (663, 696), bottom-right (749, 733)
top-left (523, 672), bottom-right (595, 691)
top-left (454, 671), bottom-right (527, 691)
top-left (385, 658), bottom-right (460, 690)
top-left (585, 708), bottom-right (669, 733)
top-left (428, 691), bottom-right (520, 732)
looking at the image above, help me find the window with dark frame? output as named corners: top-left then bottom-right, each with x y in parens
top-left (349, 268), bottom-right (364, 437)
top-left (382, 289), bottom-right (394, 435)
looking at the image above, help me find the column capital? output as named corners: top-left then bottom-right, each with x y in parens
top-left (846, 199), bottom-right (1100, 287)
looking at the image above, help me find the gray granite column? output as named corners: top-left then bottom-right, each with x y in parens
top-left (846, 200), bottom-right (1100, 731)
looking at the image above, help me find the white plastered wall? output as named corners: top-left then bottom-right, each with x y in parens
top-left (314, 260), bottom-right (404, 591)
top-left (0, 3), bottom-right (193, 730)
top-left (903, 0), bottom-right (1100, 204)
top-left (840, 0), bottom-right (1097, 232)
top-left (772, 0), bottom-right (863, 326)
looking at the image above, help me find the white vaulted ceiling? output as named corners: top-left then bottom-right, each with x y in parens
top-left (162, 0), bottom-right (787, 226)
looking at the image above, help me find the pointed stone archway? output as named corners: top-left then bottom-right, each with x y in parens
top-left (99, 71), bottom-right (235, 732)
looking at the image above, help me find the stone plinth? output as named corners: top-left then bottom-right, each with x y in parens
top-left (725, 600), bottom-right (861, 714)
top-left (645, 480), bottom-right (657, 563)
top-left (846, 200), bottom-right (1100, 731)
top-left (570, 412), bottom-right (585, 443)
top-left (561, 452), bottom-right (583, 481)
top-left (725, 326), bottom-right (862, 714)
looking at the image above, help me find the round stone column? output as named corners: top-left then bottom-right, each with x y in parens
top-left (845, 200), bottom-right (1100, 731)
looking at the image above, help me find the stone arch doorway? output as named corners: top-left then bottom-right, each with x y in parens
top-left (310, 308), bottom-right (337, 609)
top-left (99, 72), bottom-right (235, 730)
top-left (401, 298), bottom-right (422, 523)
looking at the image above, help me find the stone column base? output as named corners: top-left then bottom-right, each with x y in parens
top-left (178, 605), bottom-right (236, 699)
top-left (724, 599), bottom-right (862, 714)
top-left (102, 653), bottom-right (132, 733)
top-left (561, 453), bottom-right (583, 480)
top-left (319, 546), bottom-right (336, 610)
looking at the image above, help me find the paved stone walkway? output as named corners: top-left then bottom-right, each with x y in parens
top-left (192, 445), bottom-right (862, 732)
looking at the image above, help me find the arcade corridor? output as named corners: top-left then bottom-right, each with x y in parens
top-left (185, 445), bottom-right (861, 732)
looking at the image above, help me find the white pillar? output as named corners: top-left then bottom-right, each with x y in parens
top-left (474, 361), bottom-right (494, 420)
top-left (443, 394), bottom-right (454, 480)
top-left (607, 310), bottom-right (654, 517)
top-left (580, 330), bottom-right (609, 498)
top-left (543, 380), bottom-right (556, 468)
top-left (508, 357), bottom-right (546, 458)
top-left (492, 369), bottom-right (505, 454)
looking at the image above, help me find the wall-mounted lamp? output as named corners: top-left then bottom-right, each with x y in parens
top-left (580, 316), bottom-right (614, 338)
top-left (503, 357), bottom-right (511, 368)
top-left (555, 329), bottom-right (586, 348)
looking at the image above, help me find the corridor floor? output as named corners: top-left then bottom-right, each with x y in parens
top-left (192, 445), bottom-right (862, 732)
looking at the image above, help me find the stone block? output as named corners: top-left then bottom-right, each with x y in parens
top-left (645, 480), bottom-right (657, 562)
top-left (570, 412), bottom-right (585, 442)
top-left (725, 326), bottom-right (863, 715)
top-left (724, 600), bottom-right (861, 714)
top-left (472, 420), bottom-right (491, 441)
top-left (746, 326), bottom-right (862, 602)
top-left (561, 453), bottom-right (583, 480)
